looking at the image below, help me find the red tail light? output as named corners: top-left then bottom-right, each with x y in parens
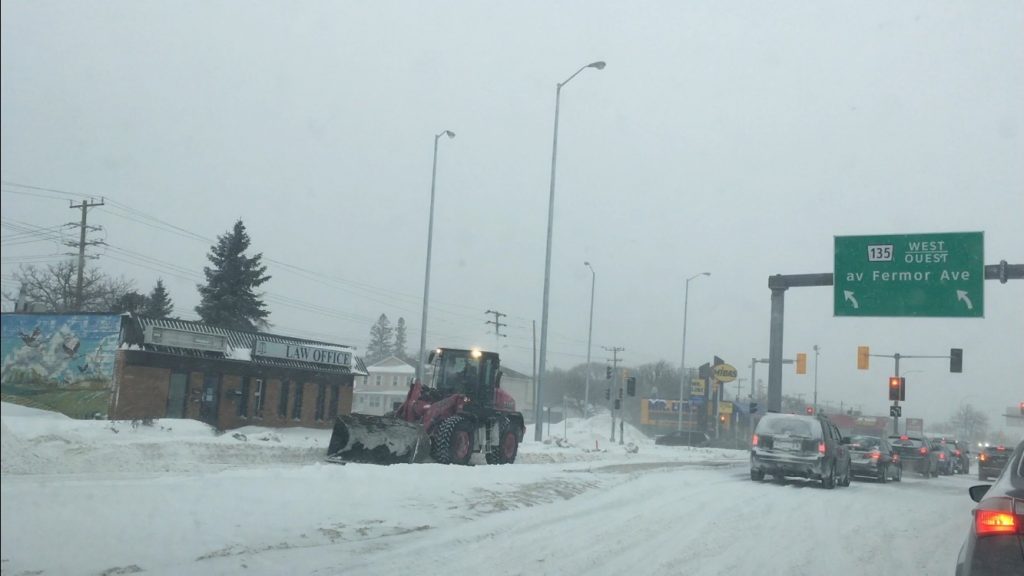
top-left (899, 435), bottom-right (909, 440)
top-left (870, 450), bottom-right (881, 460)
top-left (954, 450), bottom-right (961, 456)
top-left (975, 498), bottom-right (1020, 536)
top-left (997, 445), bottom-right (1006, 451)
top-left (939, 452), bottom-right (946, 460)
top-left (752, 434), bottom-right (759, 446)
top-left (818, 442), bottom-right (826, 455)
top-left (920, 447), bottom-right (929, 455)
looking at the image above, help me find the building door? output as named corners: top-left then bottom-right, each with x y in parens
top-left (199, 374), bottom-right (220, 425)
top-left (166, 373), bottom-right (188, 418)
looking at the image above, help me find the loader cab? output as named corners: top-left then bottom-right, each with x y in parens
top-left (428, 348), bottom-right (500, 409)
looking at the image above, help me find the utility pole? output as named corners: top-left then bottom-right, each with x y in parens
top-left (603, 346), bottom-right (624, 442)
top-left (484, 309), bottom-right (507, 351)
top-left (813, 344), bottom-right (820, 414)
top-left (67, 198), bottom-right (105, 311)
top-left (531, 320), bottom-right (537, 425)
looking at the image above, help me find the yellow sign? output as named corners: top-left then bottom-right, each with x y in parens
top-left (691, 379), bottom-right (705, 396)
top-left (713, 363), bottom-right (738, 382)
top-left (719, 401), bottom-right (733, 415)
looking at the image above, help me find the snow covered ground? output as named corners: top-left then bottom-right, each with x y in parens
top-left (2, 403), bottom-right (976, 576)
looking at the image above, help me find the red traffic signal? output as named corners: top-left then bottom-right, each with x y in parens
top-left (888, 377), bottom-right (906, 401)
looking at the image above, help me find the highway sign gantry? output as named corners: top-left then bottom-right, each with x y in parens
top-left (834, 232), bottom-right (984, 317)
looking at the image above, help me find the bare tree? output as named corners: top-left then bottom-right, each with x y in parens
top-left (949, 403), bottom-right (989, 443)
top-left (2, 262), bottom-right (135, 313)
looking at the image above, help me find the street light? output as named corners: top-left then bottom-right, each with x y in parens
top-left (535, 60), bottom-right (606, 441)
top-left (583, 261), bottom-right (596, 416)
top-left (678, 272), bottom-right (710, 432)
top-left (417, 129), bottom-right (456, 381)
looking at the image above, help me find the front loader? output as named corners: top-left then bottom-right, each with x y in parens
top-left (327, 348), bottom-right (525, 465)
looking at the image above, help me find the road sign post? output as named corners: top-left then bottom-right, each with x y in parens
top-left (834, 232), bottom-right (984, 317)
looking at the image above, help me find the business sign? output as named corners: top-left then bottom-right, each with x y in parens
top-left (719, 401), bottom-right (733, 415)
top-left (713, 363), bottom-right (738, 382)
top-left (690, 379), bottom-right (706, 396)
top-left (1, 313), bottom-right (120, 418)
top-left (834, 232), bottom-right (984, 317)
top-left (254, 340), bottom-right (352, 368)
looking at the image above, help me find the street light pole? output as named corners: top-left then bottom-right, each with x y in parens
top-left (417, 130), bottom-right (455, 382)
top-left (535, 60), bottom-right (606, 441)
top-left (584, 261), bottom-right (596, 416)
top-left (678, 272), bottom-right (710, 432)
top-left (675, 270), bottom-right (708, 428)
top-left (812, 344), bottom-right (819, 414)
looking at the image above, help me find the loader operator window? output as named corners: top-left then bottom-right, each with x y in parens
top-left (437, 355), bottom-right (481, 393)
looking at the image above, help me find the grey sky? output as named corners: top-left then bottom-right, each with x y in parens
top-left (2, 1), bottom-right (1022, 431)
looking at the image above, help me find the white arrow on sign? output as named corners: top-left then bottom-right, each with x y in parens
top-left (957, 290), bottom-right (973, 310)
top-left (844, 290), bottom-right (859, 309)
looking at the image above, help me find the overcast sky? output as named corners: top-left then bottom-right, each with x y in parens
top-left (2, 1), bottom-right (1022, 432)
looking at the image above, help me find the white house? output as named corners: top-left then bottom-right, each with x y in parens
top-left (499, 366), bottom-right (534, 415)
top-left (352, 355), bottom-right (415, 416)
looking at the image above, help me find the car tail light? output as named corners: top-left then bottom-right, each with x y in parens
top-left (869, 450), bottom-right (881, 460)
top-left (997, 445), bottom-right (1006, 451)
top-left (954, 450), bottom-right (961, 456)
top-left (899, 435), bottom-right (909, 440)
top-left (938, 452), bottom-right (946, 461)
top-left (919, 446), bottom-right (929, 455)
top-left (892, 454), bottom-right (900, 463)
top-left (752, 434), bottom-right (759, 446)
top-left (818, 442), bottom-right (826, 455)
top-left (975, 498), bottom-right (1021, 536)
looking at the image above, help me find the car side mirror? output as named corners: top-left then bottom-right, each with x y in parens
top-left (969, 485), bottom-right (991, 503)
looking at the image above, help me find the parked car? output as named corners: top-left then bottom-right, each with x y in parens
top-left (977, 445), bottom-right (1013, 481)
top-left (930, 438), bottom-right (956, 476)
top-left (750, 413), bottom-right (851, 489)
top-left (845, 434), bottom-right (901, 482)
top-left (655, 430), bottom-right (711, 447)
top-left (889, 434), bottom-right (939, 478)
top-left (955, 439), bottom-right (1023, 576)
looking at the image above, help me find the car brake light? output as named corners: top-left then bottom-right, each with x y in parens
top-left (997, 445), bottom-right (1006, 451)
top-left (975, 498), bottom-right (1019, 536)
top-left (870, 450), bottom-right (881, 460)
top-left (752, 434), bottom-right (759, 446)
top-left (938, 452), bottom-right (946, 460)
top-left (818, 442), bottom-right (826, 455)
top-left (919, 447), bottom-right (929, 455)
top-left (954, 450), bottom-right (961, 456)
top-left (899, 435), bottom-right (909, 440)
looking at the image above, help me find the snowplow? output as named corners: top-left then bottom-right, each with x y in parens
top-left (327, 347), bottom-right (526, 465)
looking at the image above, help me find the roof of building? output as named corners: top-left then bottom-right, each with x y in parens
top-left (122, 315), bottom-right (366, 376)
top-left (501, 366), bottom-right (532, 380)
top-left (365, 355), bottom-right (415, 374)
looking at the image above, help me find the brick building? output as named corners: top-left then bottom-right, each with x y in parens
top-left (113, 315), bottom-right (364, 429)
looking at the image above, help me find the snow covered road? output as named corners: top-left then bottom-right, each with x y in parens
top-left (1, 405), bottom-right (977, 576)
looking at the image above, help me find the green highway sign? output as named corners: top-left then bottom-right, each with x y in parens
top-left (834, 232), bottom-right (984, 317)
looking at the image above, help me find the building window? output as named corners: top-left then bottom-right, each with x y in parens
top-left (329, 383), bottom-right (340, 417)
top-left (292, 382), bottom-right (304, 420)
top-left (375, 375), bottom-right (382, 386)
top-left (238, 377), bottom-right (250, 418)
top-left (314, 382), bottom-right (327, 421)
top-left (278, 380), bottom-right (291, 418)
top-left (253, 379), bottom-right (265, 417)
top-left (392, 375), bottom-right (398, 387)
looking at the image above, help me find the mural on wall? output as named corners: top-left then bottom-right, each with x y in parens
top-left (1, 314), bottom-right (121, 418)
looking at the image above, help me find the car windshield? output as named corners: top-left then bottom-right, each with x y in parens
top-left (1, 2), bottom-right (1022, 576)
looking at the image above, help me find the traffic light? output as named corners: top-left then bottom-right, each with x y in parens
top-left (796, 353), bottom-right (807, 375)
top-left (888, 377), bottom-right (906, 401)
top-left (626, 377), bottom-right (636, 397)
top-left (606, 366), bottom-right (612, 379)
top-left (605, 388), bottom-right (611, 401)
top-left (749, 402), bottom-right (759, 414)
top-left (614, 398), bottom-right (621, 410)
top-left (950, 348), bottom-right (963, 373)
top-left (857, 346), bottom-right (870, 370)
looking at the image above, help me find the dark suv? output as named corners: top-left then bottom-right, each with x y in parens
top-left (889, 434), bottom-right (939, 478)
top-left (750, 413), bottom-right (851, 489)
top-left (978, 445), bottom-right (1013, 481)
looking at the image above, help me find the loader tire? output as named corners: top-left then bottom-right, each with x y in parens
top-left (432, 415), bottom-right (474, 466)
top-left (486, 419), bottom-right (519, 465)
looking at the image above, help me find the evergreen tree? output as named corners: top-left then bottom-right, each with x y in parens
top-left (366, 314), bottom-right (393, 364)
top-left (143, 279), bottom-right (175, 318)
top-left (111, 291), bottom-right (149, 314)
top-left (393, 317), bottom-right (408, 361)
top-left (195, 220), bottom-right (271, 331)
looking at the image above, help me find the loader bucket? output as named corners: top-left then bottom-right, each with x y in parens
top-left (326, 413), bottom-right (432, 465)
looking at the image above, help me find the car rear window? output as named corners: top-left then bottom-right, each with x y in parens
top-left (756, 415), bottom-right (820, 439)
top-left (848, 436), bottom-right (880, 449)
